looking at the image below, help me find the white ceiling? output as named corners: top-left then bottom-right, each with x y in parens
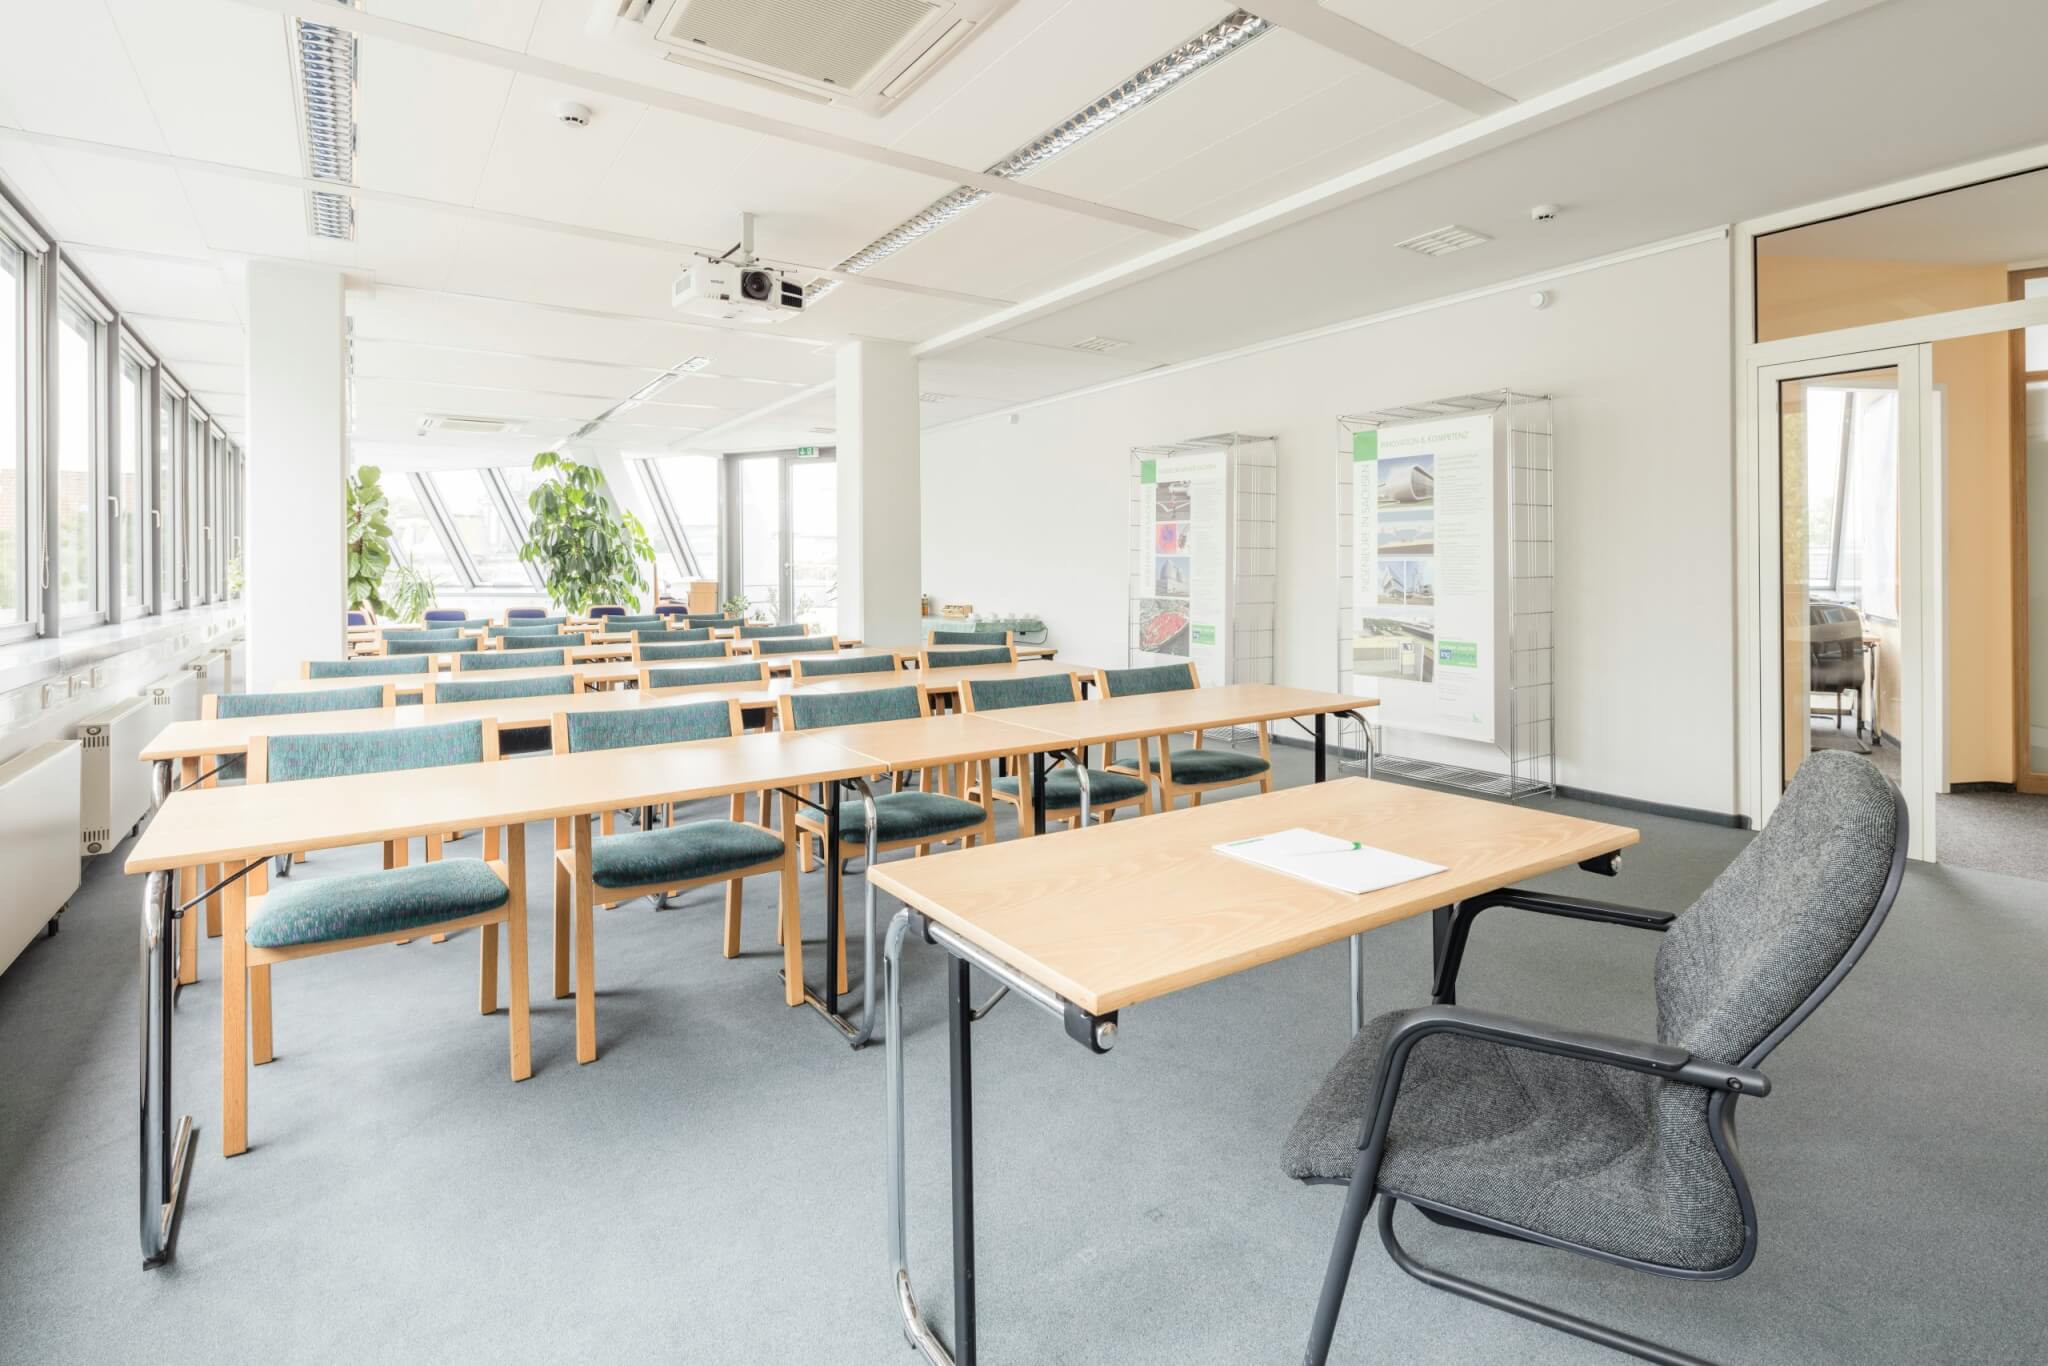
top-left (0, 0), bottom-right (2039, 459)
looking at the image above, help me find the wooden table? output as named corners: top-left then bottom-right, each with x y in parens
top-left (868, 778), bottom-right (1638, 1366)
top-left (998, 684), bottom-right (1373, 783)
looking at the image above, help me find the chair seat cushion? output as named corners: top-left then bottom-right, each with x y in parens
top-left (992, 768), bottom-right (1149, 809)
top-left (588, 819), bottom-right (784, 889)
top-left (1146, 747), bottom-right (1270, 784)
top-left (246, 861), bottom-right (509, 950)
top-left (809, 790), bottom-right (988, 844)
top-left (1281, 1007), bottom-right (1742, 1272)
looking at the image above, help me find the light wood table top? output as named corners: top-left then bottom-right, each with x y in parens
top-left (995, 684), bottom-right (1374, 747)
top-left (126, 731), bottom-right (883, 873)
top-left (797, 712), bottom-right (1064, 771)
top-left (869, 778), bottom-right (1637, 1015)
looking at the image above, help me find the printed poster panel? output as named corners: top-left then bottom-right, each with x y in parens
top-left (1135, 450), bottom-right (1227, 679)
top-left (1348, 413), bottom-right (1497, 741)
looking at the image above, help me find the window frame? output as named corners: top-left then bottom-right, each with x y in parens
top-left (0, 225), bottom-right (34, 643)
top-left (115, 340), bottom-right (150, 615)
top-left (53, 283), bottom-right (107, 628)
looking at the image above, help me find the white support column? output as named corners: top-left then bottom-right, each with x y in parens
top-left (244, 262), bottom-right (347, 689)
top-left (834, 339), bottom-right (921, 646)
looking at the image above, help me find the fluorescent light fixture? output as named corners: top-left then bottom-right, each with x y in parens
top-left (810, 8), bottom-right (1270, 298)
top-left (293, 2), bottom-right (360, 241)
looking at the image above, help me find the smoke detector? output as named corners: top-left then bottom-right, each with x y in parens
top-left (555, 99), bottom-right (593, 127)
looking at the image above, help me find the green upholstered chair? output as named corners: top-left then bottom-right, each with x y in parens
top-left (777, 685), bottom-right (994, 974)
top-left (304, 655), bottom-right (432, 679)
top-left (1095, 662), bottom-right (1271, 810)
top-left (547, 697), bottom-right (791, 1058)
top-left (756, 635), bottom-right (836, 656)
top-left (959, 672), bottom-right (1149, 833)
top-left (635, 640), bottom-right (731, 663)
top-left (922, 645), bottom-right (1015, 669)
top-left (739, 623), bottom-right (808, 639)
top-left (382, 625), bottom-right (460, 639)
top-left (457, 648), bottom-right (565, 671)
top-left (495, 632), bottom-right (585, 652)
top-left (489, 619), bottom-right (568, 636)
top-left (204, 683), bottom-right (392, 784)
top-left (657, 626), bottom-right (713, 642)
top-left (929, 628), bottom-right (1014, 646)
top-left (682, 615), bottom-right (742, 629)
top-left (386, 635), bottom-right (479, 655)
top-left (431, 674), bottom-right (576, 755)
top-left (604, 614), bottom-right (665, 628)
top-left (640, 660), bottom-right (768, 694)
top-left (789, 652), bottom-right (900, 682)
top-left (231, 717), bottom-right (530, 1148)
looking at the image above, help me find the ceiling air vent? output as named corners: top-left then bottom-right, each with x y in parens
top-left (419, 414), bottom-right (519, 436)
top-left (607, 0), bottom-right (1017, 115)
top-left (1394, 225), bottom-right (1491, 258)
top-left (1070, 336), bottom-right (1130, 354)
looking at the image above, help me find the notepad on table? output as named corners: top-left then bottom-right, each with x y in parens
top-left (1213, 828), bottom-right (1446, 895)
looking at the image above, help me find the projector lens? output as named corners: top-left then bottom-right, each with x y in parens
top-left (740, 270), bottom-right (773, 301)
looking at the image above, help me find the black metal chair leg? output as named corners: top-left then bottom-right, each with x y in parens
top-left (1376, 1199), bottom-right (1717, 1366)
top-left (1303, 1153), bottom-right (1380, 1364)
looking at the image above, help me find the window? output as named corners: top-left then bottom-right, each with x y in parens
top-left (649, 454), bottom-right (720, 576)
top-left (0, 240), bottom-right (24, 625)
top-left (118, 354), bottom-right (145, 609)
top-left (383, 472), bottom-right (461, 589)
top-left (429, 468), bottom-right (529, 586)
top-left (55, 303), bottom-right (97, 618)
top-left (1802, 382), bottom-right (1900, 620)
top-left (159, 388), bottom-right (180, 608)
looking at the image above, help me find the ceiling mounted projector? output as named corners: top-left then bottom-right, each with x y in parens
top-left (671, 260), bottom-right (805, 324)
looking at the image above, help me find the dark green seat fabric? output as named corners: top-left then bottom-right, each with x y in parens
top-left (992, 768), bottom-right (1148, 810)
top-left (963, 674), bottom-right (1074, 710)
top-left (213, 685), bottom-right (390, 782)
top-left (565, 699), bottom-right (734, 752)
top-left (1100, 663), bottom-right (1196, 696)
top-left (830, 790), bottom-right (987, 844)
top-left (931, 628), bottom-right (1011, 645)
top-left (739, 623), bottom-right (807, 639)
top-left (264, 719), bottom-right (486, 783)
top-left (639, 640), bottom-right (729, 662)
top-left (785, 684), bottom-right (920, 730)
top-left (433, 675), bottom-right (576, 704)
top-left (757, 635), bottom-right (834, 656)
top-left (932, 646), bottom-right (1012, 667)
top-left (1148, 747), bottom-right (1270, 784)
top-left (306, 656), bottom-right (432, 679)
top-left (497, 633), bottom-right (584, 651)
top-left (458, 648), bottom-right (565, 671)
top-left (247, 860), bottom-right (508, 949)
top-left (645, 662), bottom-right (765, 689)
top-left (387, 635), bottom-right (478, 655)
top-left (795, 652), bottom-right (897, 678)
top-left (587, 819), bottom-right (784, 889)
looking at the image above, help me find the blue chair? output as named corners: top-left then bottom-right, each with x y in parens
top-left (346, 611), bottom-right (369, 627)
top-left (959, 672), bottom-right (1149, 833)
top-left (789, 652), bottom-right (899, 682)
top-left (423, 609), bottom-right (467, 624)
top-left (1095, 662), bottom-right (1271, 810)
top-left (654, 603), bottom-right (694, 616)
top-left (549, 698), bottom-right (792, 1057)
top-left (589, 605), bottom-right (626, 619)
top-left (929, 628), bottom-right (1014, 646)
top-left (386, 635), bottom-right (479, 656)
top-left (457, 648), bottom-right (565, 672)
top-left (756, 635), bottom-right (836, 656)
top-left (921, 645), bottom-right (1014, 669)
top-left (739, 623), bottom-right (808, 639)
top-left (640, 661), bottom-right (768, 694)
top-left (234, 718), bottom-right (529, 1149)
top-left (777, 685), bottom-right (994, 971)
top-left (495, 632), bottom-right (586, 652)
top-left (636, 640), bottom-right (731, 663)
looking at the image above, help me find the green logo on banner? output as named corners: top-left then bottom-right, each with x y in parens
top-left (1352, 431), bottom-right (1378, 462)
top-left (1192, 625), bottom-right (1216, 646)
top-left (1139, 458), bottom-right (1158, 484)
top-left (1438, 640), bottom-right (1478, 668)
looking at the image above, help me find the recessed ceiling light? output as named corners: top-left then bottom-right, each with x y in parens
top-left (1394, 225), bottom-right (1491, 257)
top-left (1070, 336), bottom-right (1130, 353)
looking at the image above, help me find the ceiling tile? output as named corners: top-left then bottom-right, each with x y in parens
top-left (365, 0), bottom-right (546, 50)
top-left (0, 0), bottom-right (167, 149)
top-left (105, 0), bottom-right (302, 175)
top-left (354, 36), bottom-right (513, 202)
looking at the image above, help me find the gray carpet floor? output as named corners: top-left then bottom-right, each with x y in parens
top-left (1813, 725), bottom-right (2048, 881)
top-left (3, 745), bottom-right (2047, 1365)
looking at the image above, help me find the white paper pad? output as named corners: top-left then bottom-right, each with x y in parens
top-left (1213, 827), bottom-right (1446, 895)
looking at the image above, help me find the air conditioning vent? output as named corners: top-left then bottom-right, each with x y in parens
top-left (420, 414), bottom-right (520, 436)
top-left (1071, 336), bottom-right (1130, 353)
top-left (1394, 225), bottom-right (1491, 258)
top-left (609, 0), bottom-right (1017, 115)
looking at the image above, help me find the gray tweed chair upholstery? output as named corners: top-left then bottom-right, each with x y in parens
top-left (1289, 751), bottom-right (1908, 1365)
top-left (960, 673), bottom-right (1148, 830)
top-left (457, 648), bottom-right (565, 671)
top-left (1809, 602), bottom-right (1869, 739)
top-left (637, 640), bottom-right (729, 662)
top-left (1096, 662), bottom-right (1271, 806)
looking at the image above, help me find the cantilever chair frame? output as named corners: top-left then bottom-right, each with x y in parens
top-left (1303, 796), bottom-right (1912, 1366)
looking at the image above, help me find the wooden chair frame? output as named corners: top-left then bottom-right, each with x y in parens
top-left (958, 672), bottom-right (1149, 834)
top-left (1093, 663), bottom-right (1273, 811)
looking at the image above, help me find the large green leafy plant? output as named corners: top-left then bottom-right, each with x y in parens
top-left (382, 556), bottom-right (437, 622)
top-left (518, 451), bottom-right (655, 614)
top-left (346, 465), bottom-right (394, 615)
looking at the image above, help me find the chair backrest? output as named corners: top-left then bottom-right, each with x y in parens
top-left (441, 618), bottom-right (492, 631)
top-left (346, 611), bottom-right (368, 626)
top-left (496, 632), bottom-right (584, 651)
top-left (628, 627), bottom-right (681, 642)
top-left (790, 652), bottom-right (898, 681)
top-left (659, 626), bottom-right (711, 642)
top-left (589, 605), bottom-right (626, 619)
top-left (781, 683), bottom-right (924, 731)
top-left (489, 620), bottom-right (568, 637)
top-left (1097, 662), bottom-right (1199, 697)
top-left (607, 615), bottom-right (665, 628)
top-left (959, 672), bottom-right (1079, 712)
top-left (1655, 751), bottom-right (1905, 1068)
top-left (740, 623), bottom-right (807, 638)
top-left (387, 635), bottom-right (478, 655)
top-left (682, 616), bottom-right (741, 629)
top-left (636, 640), bottom-right (731, 663)
top-left (251, 719), bottom-right (495, 783)
top-left (556, 698), bottom-right (740, 754)
top-left (305, 656), bottom-right (433, 679)
top-left (457, 648), bottom-right (565, 671)
top-left (640, 661), bottom-right (769, 693)
top-left (430, 674), bottom-right (579, 705)
top-left (209, 683), bottom-right (392, 719)
top-left (757, 635), bottom-right (836, 656)
top-left (423, 609), bottom-right (467, 622)
top-left (1807, 602), bottom-right (1865, 663)
top-left (382, 625), bottom-right (459, 639)
top-left (925, 645), bottom-right (1014, 669)
top-left (654, 603), bottom-right (693, 616)
top-left (506, 607), bottom-right (550, 620)
top-left (930, 628), bottom-right (1014, 646)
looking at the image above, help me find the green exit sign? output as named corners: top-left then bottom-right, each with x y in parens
top-left (795, 446), bottom-right (819, 458)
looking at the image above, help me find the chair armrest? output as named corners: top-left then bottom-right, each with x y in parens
top-left (1432, 888), bottom-right (1674, 1005)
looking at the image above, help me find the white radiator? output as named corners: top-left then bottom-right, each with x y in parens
top-left (145, 669), bottom-right (201, 727)
top-left (186, 650), bottom-right (228, 695)
top-left (0, 741), bottom-right (82, 975)
top-left (78, 697), bottom-right (156, 856)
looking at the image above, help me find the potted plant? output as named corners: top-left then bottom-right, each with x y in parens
top-left (382, 556), bottom-right (437, 622)
top-left (346, 465), bottom-right (394, 616)
top-left (518, 451), bottom-right (655, 615)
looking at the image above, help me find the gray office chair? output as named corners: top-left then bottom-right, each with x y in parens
top-left (1287, 751), bottom-right (1906, 1365)
top-left (1809, 601), bottom-right (1868, 738)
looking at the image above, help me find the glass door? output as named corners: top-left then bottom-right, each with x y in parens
top-left (732, 455), bottom-right (783, 622)
top-left (723, 450), bottom-right (838, 627)
top-left (789, 458), bottom-right (837, 635)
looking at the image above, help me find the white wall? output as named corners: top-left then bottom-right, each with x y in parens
top-left (923, 238), bottom-right (1737, 815)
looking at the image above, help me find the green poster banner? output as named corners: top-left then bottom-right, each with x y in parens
top-left (1351, 430), bottom-right (1378, 462)
top-left (1139, 458), bottom-right (1158, 484)
top-left (1438, 640), bottom-right (1478, 668)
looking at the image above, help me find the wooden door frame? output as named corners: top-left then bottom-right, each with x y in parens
top-left (2010, 268), bottom-right (2048, 794)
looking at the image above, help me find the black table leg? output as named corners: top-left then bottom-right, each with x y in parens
top-left (1430, 906), bottom-right (1453, 997)
top-left (1314, 712), bottom-right (1327, 782)
top-left (825, 780), bottom-right (842, 1018)
top-left (1030, 750), bottom-right (1047, 837)
top-left (949, 954), bottom-right (977, 1366)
